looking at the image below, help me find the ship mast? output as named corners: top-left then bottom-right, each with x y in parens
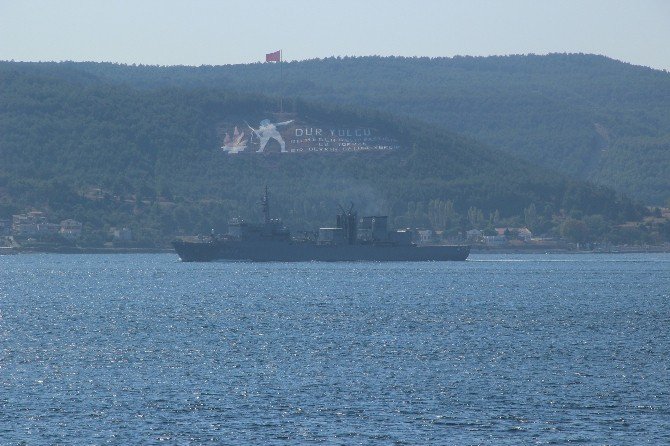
top-left (262, 186), bottom-right (270, 223)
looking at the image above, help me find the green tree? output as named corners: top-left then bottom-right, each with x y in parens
top-left (524, 203), bottom-right (538, 232)
top-left (428, 199), bottom-right (456, 231)
top-left (560, 219), bottom-right (589, 243)
top-left (467, 206), bottom-right (484, 229)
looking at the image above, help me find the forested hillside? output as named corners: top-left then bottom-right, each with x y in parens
top-left (0, 65), bottom-right (651, 246)
top-left (27, 53), bottom-right (668, 204)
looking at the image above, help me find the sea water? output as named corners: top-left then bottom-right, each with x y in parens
top-left (1, 253), bottom-right (668, 445)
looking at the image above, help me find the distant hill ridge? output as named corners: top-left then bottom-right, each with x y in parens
top-left (12, 53), bottom-right (666, 204)
top-left (0, 62), bottom-right (649, 245)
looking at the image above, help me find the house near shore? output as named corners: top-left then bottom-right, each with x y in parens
top-left (60, 219), bottom-right (83, 240)
top-left (466, 229), bottom-right (483, 242)
top-left (496, 227), bottom-right (533, 242)
top-left (483, 235), bottom-right (507, 246)
top-left (12, 212), bottom-right (47, 237)
top-left (110, 227), bottom-right (133, 242)
top-left (11, 213), bottom-right (83, 240)
top-left (0, 219), bottom-right (10, 236)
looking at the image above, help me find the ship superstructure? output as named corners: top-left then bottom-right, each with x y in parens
top-left (172, 188), bottom-right (469, 262)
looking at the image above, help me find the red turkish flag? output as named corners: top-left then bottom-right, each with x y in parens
top-left (266, 50), bottom-right (281, 62)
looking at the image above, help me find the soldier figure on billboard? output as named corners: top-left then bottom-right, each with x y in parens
top-left (247, 119), bottom-right (294, 153)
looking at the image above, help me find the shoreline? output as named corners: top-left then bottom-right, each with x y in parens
top-left (2, 247), bottom-right (173, 255)
top-left (470, 247), bottom-right (670, 255)
top-left (2, 246), bottom-right (669, 255)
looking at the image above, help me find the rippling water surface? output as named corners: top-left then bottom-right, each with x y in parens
top-left (1, 253), bottom-right (669, 445)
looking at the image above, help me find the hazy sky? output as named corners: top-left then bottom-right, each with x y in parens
top-left (1, 0), bottom-right (668, 70)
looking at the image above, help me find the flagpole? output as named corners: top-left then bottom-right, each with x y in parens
top-left (280, 49), bottom-right (283, 113)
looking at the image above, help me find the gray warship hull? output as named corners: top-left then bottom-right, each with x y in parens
top-left (173, 239), bottom-right (470, 262)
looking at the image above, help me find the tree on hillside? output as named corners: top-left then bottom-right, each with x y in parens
top-left (560, 219), bottom-right (589, 243)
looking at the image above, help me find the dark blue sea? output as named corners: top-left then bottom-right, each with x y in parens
top-left (1, 253), bottom-right (668, 445)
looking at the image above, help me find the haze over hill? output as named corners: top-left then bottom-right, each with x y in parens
top-left (1, 62), bottom-right (655, 246)
top-left (33, 53), bottom-right (669, 205)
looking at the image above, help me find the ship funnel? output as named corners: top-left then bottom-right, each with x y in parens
top-left (336, 203), bottom-right (357, 245)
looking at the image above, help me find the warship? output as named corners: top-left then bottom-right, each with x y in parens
top-left (172, 188), bottom-right (470, 262)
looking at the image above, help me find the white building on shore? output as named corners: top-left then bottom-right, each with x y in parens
top-left (60, 219), bottom-right (83, 240)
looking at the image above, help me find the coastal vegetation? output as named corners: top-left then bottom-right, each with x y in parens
top-left (31, 53), bottom-right (668, 205)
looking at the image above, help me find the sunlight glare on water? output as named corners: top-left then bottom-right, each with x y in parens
top-left (1, 253), bottom-right (668, 444)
